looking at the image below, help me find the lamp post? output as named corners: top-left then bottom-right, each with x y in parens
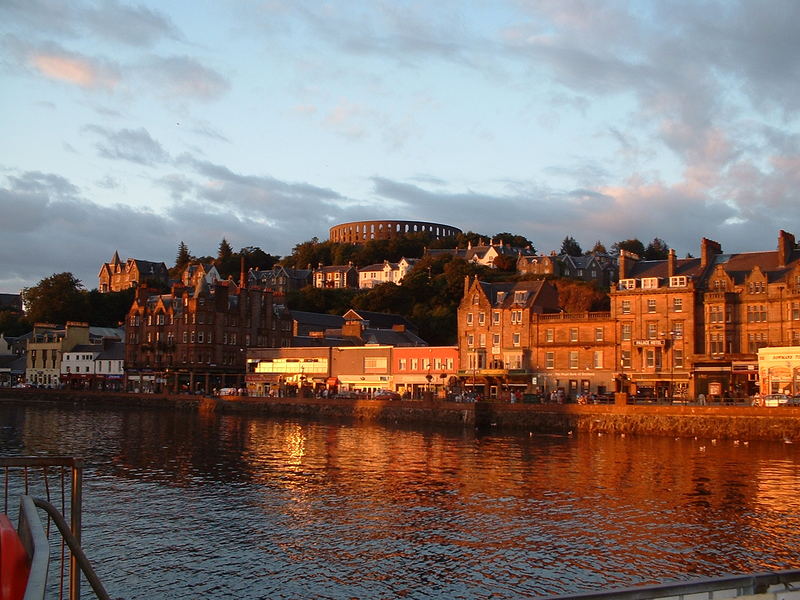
top-left (660, 331), bottom-right (675, 401)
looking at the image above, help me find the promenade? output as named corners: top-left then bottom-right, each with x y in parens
top-left (2, 388), bottom-right (800, 442)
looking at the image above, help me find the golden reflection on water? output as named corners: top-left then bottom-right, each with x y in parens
top-left (2, 403), bottom-right (799, 599)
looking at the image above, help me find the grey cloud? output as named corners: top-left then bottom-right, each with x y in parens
top-left (7, 170), bottom-right (79, 199)
top-left (188, 122), bottom-right (231, 143)
top-left (139, 55), bottom-right (230, 101)
top-left (95, 175), bottom-right (119, 190)
top-left (85, 125), bottom-right (169, 166)
top-left (177, 155), bottom-right (344, 204)
top-left (82, 0), bottom-right (181, 47)
top-left (367, 174), bottom-right (790, 258)
top-left (0, 188), bottom-right (49, 233)
top-left (0, 0), bottom-right (179, 48)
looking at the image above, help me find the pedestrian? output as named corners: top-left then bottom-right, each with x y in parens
top-left (698, 393), bottom-right (706, 405)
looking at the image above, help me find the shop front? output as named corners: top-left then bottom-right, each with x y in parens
top-left (758, 347), bottom-right (800, 395)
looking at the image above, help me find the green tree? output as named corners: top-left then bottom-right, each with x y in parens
top-left (21, 272), bottom-right (89, 324)
top-left (0, 310), bottom-right (29, 336)
top-left (612, 238), bottom-right (645, 258)
top-left (493, 232), bottom-right (535, 252)
top-left (644, 238), bottom-right (670, 260)
top-left (560, 236), bottom-right (582, 257)
top-left (86, 288), bottom-right (136, 327)
top-left (217, 238), bottom-right (234, 262)
top-left (240, 246), bottom-right (281, 271)
top-left (492, 254), bottom-right (517, 272)
top-left (175, 241), bottom-right (192, 270)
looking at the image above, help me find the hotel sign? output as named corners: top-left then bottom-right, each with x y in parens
top-left (634, 339), bottom-right (665, 347)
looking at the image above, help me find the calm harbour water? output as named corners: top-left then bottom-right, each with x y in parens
top-left (1, 400), bottom-right (799, 599)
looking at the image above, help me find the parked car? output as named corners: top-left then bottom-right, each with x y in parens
top-left (762, 393), bottom-right (790, 407)
top-left (374, 389), bottom-right (401, 401)
top-left (788, 395), bottom-right (800, 407)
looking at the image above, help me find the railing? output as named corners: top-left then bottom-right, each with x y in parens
top-left (536, 568), bottom-right (800, 600)
top-left (1, 457), bottom-right (110, 600)
top-left (536, 312), bottom-right (612, 321)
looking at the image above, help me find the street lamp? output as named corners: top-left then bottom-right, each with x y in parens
top-left (660, 331), bottom-right (675, 401)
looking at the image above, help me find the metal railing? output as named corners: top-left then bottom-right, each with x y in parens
top-left (1, 457), bottom-right (110, 600)
top-left (536, 568), bottom-right (800, 600)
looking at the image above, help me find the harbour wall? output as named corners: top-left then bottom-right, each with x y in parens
top-left (2, 390), bottom-right (799, 441)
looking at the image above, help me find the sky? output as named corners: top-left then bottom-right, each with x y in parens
top-left (2, 0), bottom-right (800, 293)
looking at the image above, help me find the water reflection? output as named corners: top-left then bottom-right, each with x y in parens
top-left (0, 401), bottom-right (799, 599)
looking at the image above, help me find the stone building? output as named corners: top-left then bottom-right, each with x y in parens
top-left (248, 265), bottom-right (313, 295)
top-left (124, 277), bottom-right (291, 394)
top-left (313, 263), bottom-right (359, 289)
top-left (611, 231), bottom-right (800, 400)
top-left (517, 252), bottom-right (617, 289)
top-left (329, 220), bottom-right (461, 245)
top-left (181, 263), bottom-right (221, 287)
top-left (358, 258), bottom-right (418, 288)
top-left (98, 251), bottom-right (169, 293)
top-left (427, 240), bottom-right (534, 269)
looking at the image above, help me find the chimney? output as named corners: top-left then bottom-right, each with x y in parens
top-left (239, 255), bottom-right (246, 289)
top-left (778, 230), bottom-right (795, 267)
top-left (342, 319), bottom-right (364, 340)
top-left (618, 251), bottom-right (631, 280)
top-left (700, 238), bottom-right (722, 268)
top-left (667, 248), bottom-right (677, 278)
top-left (464, 275), bottom-right (470, 298)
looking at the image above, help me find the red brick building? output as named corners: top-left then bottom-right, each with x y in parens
top-left (612, 231), bottom-right (800, 400)
top-left (458, 230), bottom-right (800, 402)
top-left (125, 278), bottom-right (290, 394)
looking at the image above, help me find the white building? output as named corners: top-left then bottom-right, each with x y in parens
top-left (61, 339), bottom-right (125, 390)
top-left (358, 258), bottom-right (418, 289)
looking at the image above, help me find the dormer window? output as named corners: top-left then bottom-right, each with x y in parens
top-left (514, 291), bottom-right (526, 303)
top-left (641, 277), bottom-right (659, 289)
top-left (496, 291), bottom-right (506, 304)
top-left (669, 276), bottom-right (687, 287)
top-left (618, 279), bottom-right (636, 290)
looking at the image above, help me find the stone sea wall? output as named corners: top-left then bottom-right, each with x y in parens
top-left (2, 389), bottom-right (799, 441)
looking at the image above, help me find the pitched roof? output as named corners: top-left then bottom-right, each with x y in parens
top-left (342, 309), bottom-right (417, 332)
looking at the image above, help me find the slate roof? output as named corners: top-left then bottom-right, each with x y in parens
top-left (342, 309), bottom-right (417, 332)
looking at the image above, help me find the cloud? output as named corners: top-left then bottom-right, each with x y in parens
top-left (82, 0), bottom-right (182, 47)
top-left (3, 37), bottom-right (121, 89)
top-left (0, 0), bottom-right (180, 48)
top-left (84, 125), bottom-right (169, 166)
top-left (138, 55), bottom-right (230, 101)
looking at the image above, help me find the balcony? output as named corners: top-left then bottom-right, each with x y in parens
top-left (537, 311), bottom-right (611, 321)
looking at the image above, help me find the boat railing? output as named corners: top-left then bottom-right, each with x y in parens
top-left (1, 456), bottom-right (110, 600)
top-left (536, 568), bottom-right (800, 600)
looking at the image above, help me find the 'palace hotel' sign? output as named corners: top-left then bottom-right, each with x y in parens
top-left (634, 339), bottom-right (666, 347)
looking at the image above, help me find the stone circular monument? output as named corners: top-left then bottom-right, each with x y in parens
top-left (329, 220), bottom-right (462, 245)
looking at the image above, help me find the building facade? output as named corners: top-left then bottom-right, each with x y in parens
top-left (245, 345), bottom-right (459, 398)
top-left (611, 232), bottom-right (800, 400)
top-left (457, 231), bottom-right (800, 402)
top-left (124, 280), bottom-right (291, 394)
top-left (358, 258), bottom-right (418, 289)
top-left (61, 338), bottom-right (125, 391)
top-left (98, 252), bottom-right (169, 293)
top-left (313, 264), bottom-right (359, 289)
top-left (26, 322), bottom-right (91, 387)
top-left (248, 266), bottom-right (313, 295)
